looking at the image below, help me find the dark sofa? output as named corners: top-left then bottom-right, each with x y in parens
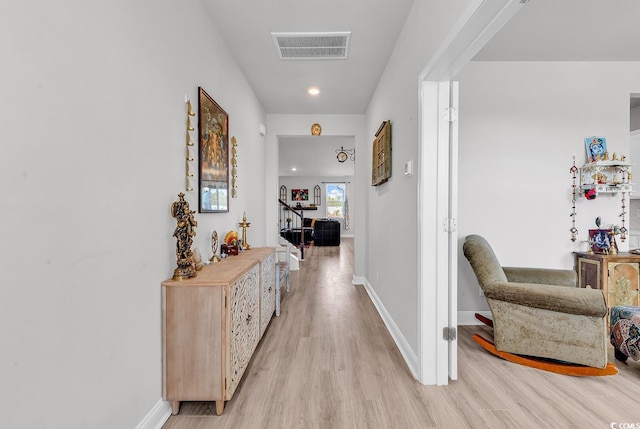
top-left (280, 218), bottom-right (341, 246)
top-left (312, 219), bottom-right (340, 246)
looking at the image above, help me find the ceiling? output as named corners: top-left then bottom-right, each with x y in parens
top-left (202, 0), bottom-right (640, 176)
top-left (203, 0), bottom-right (640, 116)
top-left (473, 0), bottom-right (640, 62)
top-left (202, 0), bottom-right (415, 115)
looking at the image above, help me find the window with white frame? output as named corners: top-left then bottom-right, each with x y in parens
top-left (325, 183), bottom-right (346, 218)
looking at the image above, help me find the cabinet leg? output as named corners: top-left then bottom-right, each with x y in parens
top-left (171, 400), bottom-right (181, 415)
top-left (215, 400), bottom-right (225, 416)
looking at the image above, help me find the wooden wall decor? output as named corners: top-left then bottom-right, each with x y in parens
top-left (185, 97), bottom-right (196, 192)
top-left (372, 120), bottom-right (391, 186)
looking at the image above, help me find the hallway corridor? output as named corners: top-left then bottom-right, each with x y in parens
top-left (162, 238), bottom-right (640, 428)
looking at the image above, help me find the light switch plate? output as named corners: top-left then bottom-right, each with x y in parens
top-left (404, 160), bottom-right (413, 177)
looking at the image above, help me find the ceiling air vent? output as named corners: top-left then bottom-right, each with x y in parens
top-left (271, 32), bottom-right (351, 60)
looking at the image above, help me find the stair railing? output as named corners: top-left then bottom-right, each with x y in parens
top-left (278, 198), bottom-right (307, 260)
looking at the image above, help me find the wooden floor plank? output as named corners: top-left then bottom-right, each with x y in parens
top-left (163, 238), bottom-right (640, 428)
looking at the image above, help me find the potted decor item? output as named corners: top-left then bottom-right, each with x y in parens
top-left (223, 230), bottom-right (239, 255)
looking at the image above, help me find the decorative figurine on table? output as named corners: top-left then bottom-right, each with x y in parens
top-left (170, 192), bottom-right (198, 280)
top-left (223, 230), bottom-right (239, 255)
top-left (210, 230), bottom-right (221, 263)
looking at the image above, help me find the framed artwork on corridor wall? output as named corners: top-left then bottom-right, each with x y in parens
top-left (198, 87), bottom-right (229, 213)
top-left (372, 120), bottom-right (391, 186)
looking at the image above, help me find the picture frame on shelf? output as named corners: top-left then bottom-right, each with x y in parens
top-left (589, 229), bottom-right (615, 253)
top-left (198, 87), bottom-right (229, 213)
top-left (585, 137), bottom-right (607, 163)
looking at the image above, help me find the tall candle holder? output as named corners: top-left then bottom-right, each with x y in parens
top-left (238, 212), bottom-right (251, 250)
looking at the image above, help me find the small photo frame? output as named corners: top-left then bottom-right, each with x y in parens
top-left (291, 189), bottom-right (309, 201)
top-left (585, 137), bottom-right (607, 162)
top-left (589, 229), bottom-right (616, 253)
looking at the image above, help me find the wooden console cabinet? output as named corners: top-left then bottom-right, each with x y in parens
top-left (574, 252), bottom-right (640, 309)
top-left (162, 247), bottom-right (275, 416)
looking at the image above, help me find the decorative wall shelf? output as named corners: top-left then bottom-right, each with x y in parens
top-left (570, 156), bottom-right (632, 243)
top-left (285, 205), bottom-right (318, 211)
top-left (580, 161), bottom-right (633, 195)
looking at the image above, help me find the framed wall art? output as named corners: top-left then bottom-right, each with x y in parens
top-left (198, 87), bottom-right (229, 213)
top-left (372, 120), bottom-right (391, 186)
top-left (585, 137), bottom-right (607, 162)
top-left (589, 229), bottom-right (616, 254)
top-left (291, 189), bottom-right (309, 201)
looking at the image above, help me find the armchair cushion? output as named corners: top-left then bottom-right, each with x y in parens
top-left (483, 281), bottom-right (607, 317)
top-left (503, 266), bottom-right (577, 287)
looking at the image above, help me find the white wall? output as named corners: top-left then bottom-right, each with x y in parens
top-left (278, 176), bottom-right (355, 236)
top-left (0, 1), bottom-right (266, 427)
top-left (456, 61), bottom-right (640, 313)
top-left (363, 0), bottom-right (473, 365)
top-left (631, 105), bottom-right (640, 131)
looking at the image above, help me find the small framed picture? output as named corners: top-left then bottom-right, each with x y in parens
top-left (291, 189), bottom-right (309, 201)
top-left (585, 137), bottom-right (607, 162)
top-left (589, 229), bottom-right (615, 253)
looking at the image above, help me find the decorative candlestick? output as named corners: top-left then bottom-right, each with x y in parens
top-left (238, 212), bottom-right (251, 250)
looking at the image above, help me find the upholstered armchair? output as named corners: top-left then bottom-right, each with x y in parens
top-left (463, 234), bottom-right (610, 370)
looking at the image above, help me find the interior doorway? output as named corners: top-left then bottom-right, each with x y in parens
top-left (277, 135), bottom-right (356, 255)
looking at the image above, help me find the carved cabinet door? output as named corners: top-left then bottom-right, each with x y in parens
top-left (260, 252), bottom-right (276, 336)
top-left (608, 262), bottom-right (640, 307)
top-left (227, 264), bottom-right (260, 398)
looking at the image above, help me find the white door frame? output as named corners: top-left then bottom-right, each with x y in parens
top-left (417, 0), bottom-right (526, 385)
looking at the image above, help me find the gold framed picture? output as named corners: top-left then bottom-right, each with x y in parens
top-left (198, 87), bottom-right (229, 213)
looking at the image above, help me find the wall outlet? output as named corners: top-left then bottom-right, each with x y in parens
top-left (376, 271), bottom-right (379, 282)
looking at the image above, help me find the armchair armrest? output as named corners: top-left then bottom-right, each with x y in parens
top-left (503, 266), bottom-right (577, 287)
top-left (483, 281), bottom-right (607, 317)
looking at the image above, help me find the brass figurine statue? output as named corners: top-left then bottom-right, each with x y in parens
top-left (210, 230), bottom-right (221, 263)
top-left (238, 211), bottom-right (251, 250)
top-left (171, 193), bottom-right (198, 280)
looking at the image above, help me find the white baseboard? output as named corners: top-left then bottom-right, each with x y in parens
top-left (357, 277), bottom-right (492, 378)
top-left (458, 310), bottom-right (491, 326)
top-left (135, 399), bottom-right (172, 429)
top-left (359, 278), bottom-right (419, 379)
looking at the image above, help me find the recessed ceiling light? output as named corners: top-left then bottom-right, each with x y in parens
top-left (308, 87), bottom-right (320, 96)
top-left (291, 167), bottom-right (297, 171)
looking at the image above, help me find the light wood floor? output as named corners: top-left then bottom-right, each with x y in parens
top-left (163, 238), bottom-right (640, 428)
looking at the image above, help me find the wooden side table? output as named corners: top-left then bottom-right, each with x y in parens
top-left (574, 252), bottom-right (640, 309)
